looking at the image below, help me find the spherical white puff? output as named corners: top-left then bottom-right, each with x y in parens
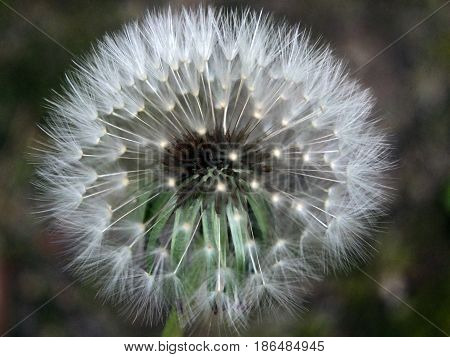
top-left (34, 6), bottom-right (391, 330)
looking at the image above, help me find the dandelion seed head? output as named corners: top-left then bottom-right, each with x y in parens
top-left (33, 6), bottom-right (392, 331)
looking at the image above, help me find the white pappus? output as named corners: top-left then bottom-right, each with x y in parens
top-left (33, 6), bottom-right (392, 332)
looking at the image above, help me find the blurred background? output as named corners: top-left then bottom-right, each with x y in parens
top-left (0, 0), bottom-right (448, 336)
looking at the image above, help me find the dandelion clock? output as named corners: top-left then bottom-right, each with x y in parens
top-left (33, 7), bottom-right (391, 333)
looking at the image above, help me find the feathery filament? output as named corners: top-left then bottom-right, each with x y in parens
top-left (34, 7), bottom-right (391, 331)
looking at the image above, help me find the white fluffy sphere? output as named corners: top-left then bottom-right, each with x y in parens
top-left (34, 7), bottom-right (391, 330)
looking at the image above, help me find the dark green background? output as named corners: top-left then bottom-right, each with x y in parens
top-left (0, 0), bottom-right (448, 336)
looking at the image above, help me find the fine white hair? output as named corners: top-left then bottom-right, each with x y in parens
top-left (33, 6), bottom-right (392, 331)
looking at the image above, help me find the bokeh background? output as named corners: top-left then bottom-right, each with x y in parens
top-left (0, 0), bottom-right (449, 336)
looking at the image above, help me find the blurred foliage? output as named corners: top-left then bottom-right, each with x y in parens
top-left (0, 0), bottom-right (448, 336)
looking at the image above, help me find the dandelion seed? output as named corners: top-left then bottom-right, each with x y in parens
top-left (228, 151), bottom-right (238, 161)
top-left (272, 148), bottom-right (282, 158)
top-left (33, 6), bottom-right (391, 332)
top-left (167, 177), bottom-right (176, 188)
top-left (250, 180), bottom-right (260, 190)
top-left (271, 193), bottom-right (280, 203)
top-left (216, 181), bottom-right (226, 192)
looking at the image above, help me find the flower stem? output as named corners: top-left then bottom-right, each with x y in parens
top-left (161, 308), bottom-right (183, 337)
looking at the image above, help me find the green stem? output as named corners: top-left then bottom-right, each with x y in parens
top-left (161, 308), bottom-right (183, 337)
